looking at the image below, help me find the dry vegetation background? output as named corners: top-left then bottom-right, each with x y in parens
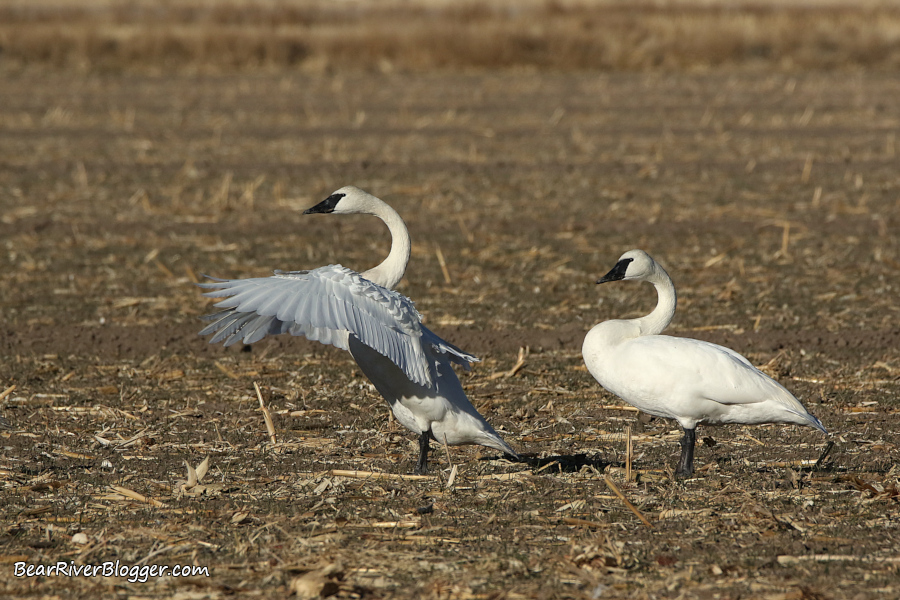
top-left (2, 1), bottom-right (900, 599)
top-left (2, 0), bottom-right (900, 72)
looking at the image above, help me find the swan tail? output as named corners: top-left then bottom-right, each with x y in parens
top-left (768, 384), bottom-right (828, 434)
top-left (479, 432), bottom-right (519, 460)
top-left (803, 412), bottom-right (828, 434)
top-left (779, 402), bottom-right (827, 434)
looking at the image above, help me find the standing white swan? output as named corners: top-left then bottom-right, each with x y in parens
top-left (582, 249), bottom-right (827, 478)
top-left (198, 186), bottom-right (517, 474)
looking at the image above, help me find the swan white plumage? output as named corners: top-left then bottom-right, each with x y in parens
top-left (198, 186), bottom-right (518, 474)
top-left (582, 249), bottom-right (827, 478)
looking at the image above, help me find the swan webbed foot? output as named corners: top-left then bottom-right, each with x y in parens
top-left (675, 427), bottom-right (696, 479)
top-left (413, 431), bottom-right (431, 475)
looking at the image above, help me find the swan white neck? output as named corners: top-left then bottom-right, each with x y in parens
top-left (360, 200), bottom-right (411, 290)
top-left (636, 263), bottom-right (677, 335)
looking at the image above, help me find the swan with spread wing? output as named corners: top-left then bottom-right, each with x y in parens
top-left (198, 186), bottom-right (517, 474)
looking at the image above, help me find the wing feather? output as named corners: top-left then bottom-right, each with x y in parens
top-left (421, 325), bottom-right (480, 370)
top-left (212, 283), bottom-right (271, 312)
top-left (274, 290), bottom-right (303, 324)
top-left (205, 312), bottom-right (257, 345)
top-left (240, 315), bottom-right (279, 345)
top-left (198, 265), bottom-right (435, 386)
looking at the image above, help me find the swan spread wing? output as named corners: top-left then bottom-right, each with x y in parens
top-left (198, 264), bottom-right (437, 387)
top-left (420, 325), bottom-right (479, 370)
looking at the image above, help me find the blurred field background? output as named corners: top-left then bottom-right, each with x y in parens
top-left (2, 1), bottom-right (900, 599)
top-left (2, 0), bottom-right (900, 72)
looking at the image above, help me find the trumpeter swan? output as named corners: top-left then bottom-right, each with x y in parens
top-left (582, 249), bottom-right (827, 478)
top-left (198, 186), bottom-right (517, 474)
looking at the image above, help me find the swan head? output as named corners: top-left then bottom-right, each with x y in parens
top-left (597, 249), bottom-right (656, 284)
top-left (304, 185), bottom-right (382, 216)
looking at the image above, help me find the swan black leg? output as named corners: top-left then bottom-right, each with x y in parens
top-left (676, 427), bottom-right (696, 479)
top-left (414, 431), bottom-right (431, 475)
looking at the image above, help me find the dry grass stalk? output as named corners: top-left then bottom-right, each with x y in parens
top-left (115, 429), bottom-right (152, 448)
top-left (658, 508), bottom-right (715, 520)
top-left (742, 433), bottom-right (766, 446)
top-left (477, 470), bottom-right (531, 481)
top-left (108, 485), bottom-right (167, 508)
top-left (595, 432), bottom-right (663, 443)
top-left (777, 555), bottom-right (900, 565)
top-left (56, 449), bottom-right (96, 460)
top-left (184, 461), bottom-right (198, 488)
top-left (598, 405), bottom-right (640, 412)
top-left (455, 215), bottom-right (474, 244)
top-left (154, 259), bottom-right (175, 279)
top-left (601, 469), bottom-right (668, 482)
top-left (625, 425), bottom-right (633, 482)
top-left (534, 460), bottom-right (560, 474)
top-left (507, 346), bottom-right (527, 378)
top-left (329, 470), bottom-right (431, 481)
top-left (231, 511), bottom-right (252, 525)
top-left (446, 464), bottom-right (458, 490)
top-left (196, 455), bottom-right (210, 480)
top-left (603, 476), bottom-right (653, 529)
top-left (0, 384), bottom-right (16, 401)
top-left (240, 174), bottom-right (266, 211)
top-left (755, 458), bottom-right (818, 469)
top-left (180, 456), bottom-right (211, 494)
top-left (254, 382), bottom-right (277, 444)
top-left (434, 244), bottom-right (452, 285)
top-left (368, 521), bottom-right (421, 529)
top-left (561, 516), bottom-right (607, 529)
top-left (489, 347), bottom-right (527, 380)
top-left (442, 432), bottom-right (453, 471)
top-left (779, 221), bottom-right (791, 257)
top-left (214, 361), bottom-right (239, 380)
top-left (183, 263), bottom-right (199, 283)
top-left (801, 153), bottom-right (814, 183)
top-left (522, 431), bottom-right (664, 444)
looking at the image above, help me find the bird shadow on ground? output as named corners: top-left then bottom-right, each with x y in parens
top-left (749, 439), bottom-right (838, 474)
top-left (490, 452), bottom-right (612, 473)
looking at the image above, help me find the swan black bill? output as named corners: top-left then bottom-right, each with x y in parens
top-left (596, 257), bottom-right (633, 284)
top-left (304, 193), bottom-right (345, 214)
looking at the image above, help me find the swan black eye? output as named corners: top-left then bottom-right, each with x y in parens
top-left (304, 193), bottom-right (345, 214)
